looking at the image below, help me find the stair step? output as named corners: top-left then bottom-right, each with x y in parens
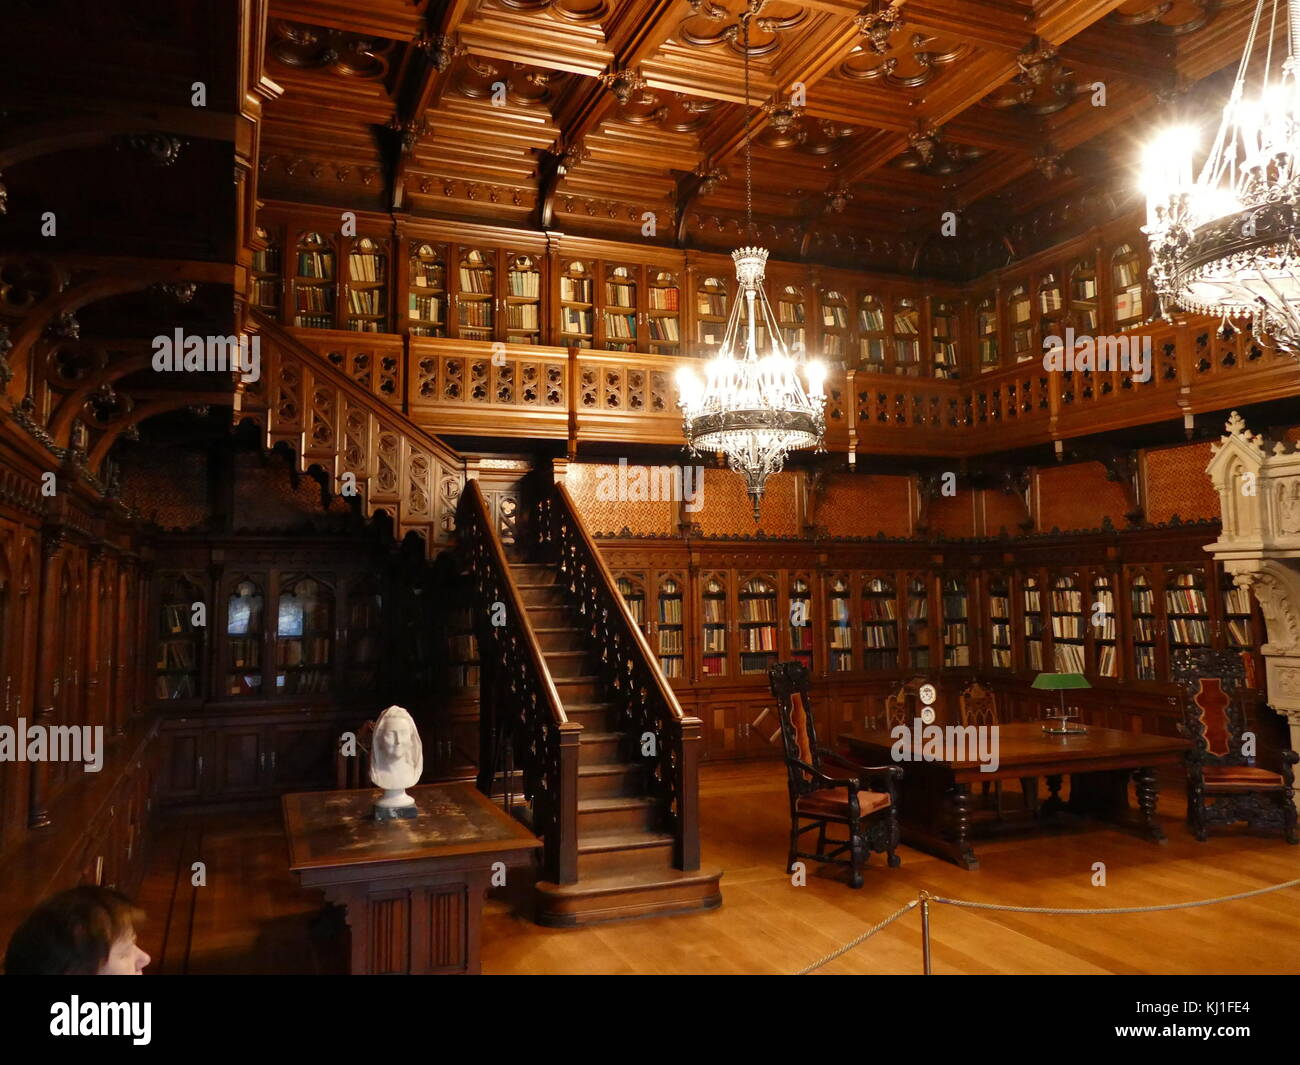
top-left (562, 702), bottom-right (615, 728)
top-left (509, 563), bottom-right (556, 580)
top-left (534, 866), bottom-right (724, 927)
top-left (545, 649), bottom-right (594, 677)
top-left (552, 676), bottom-right (605, 701)
top-left (577, 831), bottom-right (675, 877)
top-left (518, 584), bottom-right (568, 607)
top-left (527, 605), bottom-right (581, 628)
top-left (576, 795), bottom-right (660, 833)
top-left (534, 627), bottom-right (587, 652)
top-left (579, 730), bottom-right (626, 762)
top-left (577, 762), bottom-right (646, 798)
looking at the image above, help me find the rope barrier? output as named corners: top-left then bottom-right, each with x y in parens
top-left (793, 876), bottom-right (1300, 974)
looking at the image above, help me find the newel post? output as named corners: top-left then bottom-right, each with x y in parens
top-left (554, 721), bottom-right (582, 884)
top-left (674, 716), bottom-right (702, 871)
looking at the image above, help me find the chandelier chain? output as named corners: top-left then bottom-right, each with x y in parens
top-left (743, 12), bottom-right (752, 237)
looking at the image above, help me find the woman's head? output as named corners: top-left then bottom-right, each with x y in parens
top-left (5, 886), bottom-right (150, 975)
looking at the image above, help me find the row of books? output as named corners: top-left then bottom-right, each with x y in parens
top-left (830, 629), bottom-right (853, 650)
top-left (1134, 646), bottom-right (1157, 679)
top-left (1169, 618), bottom-right (1211, 645)
top-left (1039, 288), bottom-right (1062, 312)
top-left (702, 599), bottom-right (726, 623)
top-left (945, 647), bottom-right (971, 666)
top-left (1073, 276), bottom-right (1098, 300)
top-left (780, 304), bottom-right (806, 324)
top-left (561, 308), bottom-right (593, 335)
top-left (295, 286), bottom-right (335, 311)
top-left (738, 598), bottom-right (777, 622)
top-left (648, 287), bottom-right (680, 310)
top-left (1223, 586), bottom-right (1253, 615)
top-left (161, 603), bottom-right (196, 634)
top-left (862, 600), bottom-right (897, 621)
top-left (944, 623), bottom-right (969, 646)
top-left (860, 337), bottom-right (886, 361)
top-left (508, 271), bottom-right (540, 297)
top-left (697, 293), bottom-right (726, 317)
top-left (1226, 618), bottom-right (1251, 647)
top-left (648, 317), bottom-right (680, 342)
top-left (702, 630), bottom-right (726, 653)
top-left (1012, 299), bottom-right (1031, 324)
top-left (1051, 617), bottom-right (1084, 640)
top-left (1116, 285), bottom-right (1144, 321)
top-left (1054, 642), bottom-right (1086, 672)
top-left (409, 294), bottom-right (446, 323)
top-left (346, 320), bottom-right (381, 333)
top-left (252, 279), bottom-right (279, 308)
top-left (660, 656), bottom-right (684, 678)
top-left (861, 626), bottom-right (898, 648)
top-left (412, 266), bottom-right (445, 288)
top-left (895, 339), bottom-right (919, 361)
top-left (228, 638), bottom-right (261, 669)
top-left (276, 636), bottom-right (331, 667)
top-left (660, 599), bottom-right (683, 624)
top-left (908, 599), bottom-right (929, 619)
top-left (1133, 589), bottom-right (1154, 613)
top-left (979, 339), bottom-right (1000, 364)
top-left (280, 669), bottom-right (332, 695)
top-left (1133, 618), bottom-right (1156, 642)
top-left (622, 597), bottom-right (645, 624)
top-left (702, 656), bottom-right (726, 676)
top-left (157, 640), bottom-right (197, 670)
top-left (604, 312), bottom-right (638, 339)
top-left (607, 283), bottom-right (637, 307)
top-left (507, 305), bottom-right (540, 330)
top-left (990, 622), bottom-right (1011, 646)
top-left (1050, 589), bottom-right (1083, 611)
top-left (931, 315), bottom-right (957, 336)
top-left (297, 251), bottom-right (335, 279)
top-left (561, 277), bottom-right (594, 303)
top-left (459, 266), bottom-right (494, 294)
top-left (1093, 619), bottom-right (1117, 639)
top-left (458, 302), bottom-right (494, 328)
top-left (1097, 644), bottom-right (1118, 677)
top-left (295, 313), bottom-right (333, 330)
top-left (348, 252), bottom-right (383, 283)
top-left (740, 627), bottom-right (778, 651)
top-left (822, 307), bottom-right (849, 329)
top-left (659, 630), bottom-right (684, 654)
top-left (989, 596), bottom-right (1011, 618)
top-left (1166, 587), bottom-right (1209, 614)
top-left (991, 647), bottom-right (1013, 668)
top-left (252, 248), bottom-right (280, 274)
top-left (347, 289), bottom-right (383, 315)
top-left (893, 312), bottom-right (919, 335)
top-left (942, 595), bottom-right (967, 617)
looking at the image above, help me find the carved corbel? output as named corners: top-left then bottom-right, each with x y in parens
top-left (674, 161), bottom-right (727, 245)
top-left (1228, 561), bottom-right (1300, 657)
top-left (537, 139), bottom-right (589, 228)
top-left (1000, 467), bottom-right (1034, 532)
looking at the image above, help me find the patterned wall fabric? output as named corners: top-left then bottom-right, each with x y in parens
top-left (981, 487), bottom-right (1026, 537)
top-left (696, 467), bottom-right (799, 537)
top-left (927, 491), bottom-right (976, 538)
top-left (118, 447), bottom-right (210, 530)
top-left (566, 463), bottom-right (677, 536)
top-left (1144, 441), bottom-right (1219, 523)
top-left (1036, 461), bottom-right (1131, 531)
top-left (819, 474), bottom-right (911, 538)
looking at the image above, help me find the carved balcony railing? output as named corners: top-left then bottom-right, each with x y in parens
top-left (456, 478), bottom-right (580, 884)
top-left (242, 314), bottom-right (465, 554)
top-left (537, 480), bottom-right (702, 871)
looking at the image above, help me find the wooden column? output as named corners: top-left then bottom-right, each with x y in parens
top-left (28, 527), bottom-right (65, 828)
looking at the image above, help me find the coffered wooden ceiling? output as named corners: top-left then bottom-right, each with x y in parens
top-left (255, 0), bottom-right (1259, 276)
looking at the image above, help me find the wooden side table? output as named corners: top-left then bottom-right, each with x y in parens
top-left (283, 783), bottom-right (542, 974)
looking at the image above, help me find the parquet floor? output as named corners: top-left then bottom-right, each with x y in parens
top-left (135, 762), bottom-right (1300, 975)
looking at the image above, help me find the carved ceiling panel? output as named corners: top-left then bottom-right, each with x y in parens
top-left (981, 41), bottom-right (1084, 116)
top-left (269, 20), bottom-right (397, 80)
top-left (485, 0), bottom-right (612, 24)
top-left (891, 128), bottom-right (986, 176)
top-left (1110, 0), bottom-right (1231, 36)
top-left (675, 0), bottom-right (810, 57)
top-left (615, 89), bottom-right (722, 133)
top-left (836, 21), bottom-right (968, 90)
top-left (758, 115), bottom-right (859, 155)
top-left (449, 57), bottom-right (572, 107)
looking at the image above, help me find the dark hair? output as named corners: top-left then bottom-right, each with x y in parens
top-left (4, 886), bottom-right (144, 975)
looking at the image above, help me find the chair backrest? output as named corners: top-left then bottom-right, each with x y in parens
top-left (884, 684), bottom-right (913, 730)
top-left (769, 661), bottom-right (822, 795)
top-left (1171, 648), bottom-right (1247, 767)
top-left (959, 681), bottom-right (999, 727)
top-left (335, 718), bottom-right (376, 789)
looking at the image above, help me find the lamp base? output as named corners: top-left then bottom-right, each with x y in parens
top-left (1041, 724), bottom-right (1088, 735)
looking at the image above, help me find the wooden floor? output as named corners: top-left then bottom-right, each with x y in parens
top-left (136, 762), bottom-right (1300, 975)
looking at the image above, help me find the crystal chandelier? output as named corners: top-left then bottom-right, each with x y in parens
top-left (1143, 0), bottom-right (1300, 357)
top-left (676, 4), bottom-right (827, 521)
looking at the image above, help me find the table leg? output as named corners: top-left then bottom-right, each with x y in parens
top-left (1040, 774), bottom-right (1065, 816)
top-left (947, 784), bottom-right (979, 870)
top-left (1133, 766), bottom-right (1167, 844)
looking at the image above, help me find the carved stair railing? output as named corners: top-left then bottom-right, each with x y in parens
top-left (538, 481), bottom-right (702, 871)
top-left (457, 479), bottom-right (580, 884)
top-left (242, 313), bottom-right (465, 555)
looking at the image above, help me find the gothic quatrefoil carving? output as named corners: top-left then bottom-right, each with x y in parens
top-left (269, 21), bottom-right (394, 80)
top-left (678, 0), bottom-right (809, 57)
top-left (839, 26), bottom-right (966, 88)
top-left (983, 41), bottom-right (1083, 116)
top-left (490, 0), bottom-right (611, 23)
top-left (1110, 0), bottom-right (1221, 36)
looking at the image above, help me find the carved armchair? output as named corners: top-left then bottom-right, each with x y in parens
top-left (959, 681), bottom-right (1038, 818)
top-left (769, 662), bottom-right (901, 888)
top-left (1171, 649), bottom-right (1298, 844)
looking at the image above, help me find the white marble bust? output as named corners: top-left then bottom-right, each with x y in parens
top-left (369, 705), bottom-right (423, 815)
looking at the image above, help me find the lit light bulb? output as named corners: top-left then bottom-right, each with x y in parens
top-left (676, 366), bottom-right (702, 409)
top-left (1141, 125), bottom-right (1197, 202)
top-left (804, 359), bottom-right (826, 397)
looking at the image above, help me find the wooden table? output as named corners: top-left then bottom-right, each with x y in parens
top-left (839, 723), bottom-right (1191, 870)
top-left (283, 783), bottom-right (541, 974)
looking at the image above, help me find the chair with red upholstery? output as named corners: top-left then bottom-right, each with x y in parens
top-left (1171, 648), bottom-right (1298, 844)
top-left (769, 661), bottom-right (902, 888)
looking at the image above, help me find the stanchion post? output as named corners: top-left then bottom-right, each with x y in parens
top-left (920, 890), bottom-right (933, 975)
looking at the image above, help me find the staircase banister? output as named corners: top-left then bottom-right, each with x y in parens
top-left (461, 479), bottom-right (569, 727)
top-left (250, 311), bottom-right (465, 472)
top-left (553, 481), bottom-right (686, 723)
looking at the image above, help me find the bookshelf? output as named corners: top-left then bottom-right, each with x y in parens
top-left (293, 231), bottom-right (336, 330)
top-left (647, 270), bottom-right (681, 355)
top-left (1130, 571), bottom-right (1157, 680)
top-left (857, 292), bottom-right (887, 370)
top-left (1111, 242), bottom-right (1145, 329)
top-left (155, 574), bottom-right (205, 700)
top-left (861, 576), bottom-right (898, 670)
top-left (505, 253), bottom-right (542, 344)
top-left (1049, 574), bottom-right (1085, 673)
top-left (893, 296), bottom-right (921, 375)
top-left (345, 576), bottom-right (383, 690)
top-left (737, 575), bottom-right (779, 676)
top-left (788, 576), bottom-right (814, 671)
top-left (1037, 270), bottom-right (1063, 348)
top-left (988, 575), bottom-right (1012, 669)
top-left (225, 577), bottom-right (264, 697)
top-left (408, 242), bottom-right (448, 338)
top-left (828, 575), bottom-right (854, 673)
top-left (344, 236), bottom-right (387, 333)
top-left (657, 575), bottom-right (685, 680)
top-left (1092, 573), bottom-right (1118, 678)
top-left (1009, 283), bottom-right (1031, 362)
top-left (777, 285), bottom-right (806, 353)
top-left (1165, 568), bottom-right (1211, 654)
top-left (603, 264), bottom-right (639, 352)
top-left (1221, 570), bottom-right (1255, 653)
top-left (931, 298), bottom-right (959, 379)
top-left (560, 259), bottom-right (595, 348)
top-left (274, 576), bottom-right (334, 696)
top-left (695, 276), bottom-right (729, 357)
top-left (446, 605), bottom-right (479, 690)
top-left (819, 288), bottom-right (850, 364)
top-left (251, 226), bottom-right (282, 321)
top-left (701, 574), bottom-right (729, 678)
top-left (977, 295), bottom-right (999, 372)
top-left (1023, 575), bottom-right (1044, 671)
top-left (456, 247), bottom-right (496, 341)
top-left (1069, 257), bottom-right (1099, 333)
top-left (941, 576), bottom-right (970, 668)
top-left (616, 574), bottom-right (648, 635)
top-left (906, 576), bottom-right (930, 669)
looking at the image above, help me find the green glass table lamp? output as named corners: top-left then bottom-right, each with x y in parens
top-left (1032, 672), bottom-right (1091, 734)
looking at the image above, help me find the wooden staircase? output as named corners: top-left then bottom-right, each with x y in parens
top-left (510, 559), bottom-right (722, 925)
